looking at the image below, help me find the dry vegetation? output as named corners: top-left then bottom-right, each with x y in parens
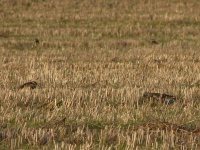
top-left (1, 0), bottom-right (200, 149)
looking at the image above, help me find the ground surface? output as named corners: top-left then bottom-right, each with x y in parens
top-left (1, 0), bottom-right (200, 149)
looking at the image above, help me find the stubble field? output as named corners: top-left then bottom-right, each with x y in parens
top-left (1, 0), bottom-right (200, 149)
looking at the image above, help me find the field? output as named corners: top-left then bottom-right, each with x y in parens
top-left (1, 0), bottom-right (200, 149)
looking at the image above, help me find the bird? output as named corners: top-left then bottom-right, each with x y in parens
top-left (139, 92), bottom-right (176, 106)
top-left (34, 38), bottom-right (39, 45)
top-left (161, 93), bottom-right (176, 105)
top-left (18, 81), bottom-right (38, 90)
top-left (151, 40), bottom-right (159, 45)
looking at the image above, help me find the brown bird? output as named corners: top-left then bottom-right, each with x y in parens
top-left (18, 81), bottom-right (38, 90)
top-left (151, 40), bottom-right (159, 45)
top-left (35, 38), bottom-right (39, 45)
top-left (139, 92), bottom-right (176, 106)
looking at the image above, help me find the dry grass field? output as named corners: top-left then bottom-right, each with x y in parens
top-left (1, 0), bottom-right (200, 149)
